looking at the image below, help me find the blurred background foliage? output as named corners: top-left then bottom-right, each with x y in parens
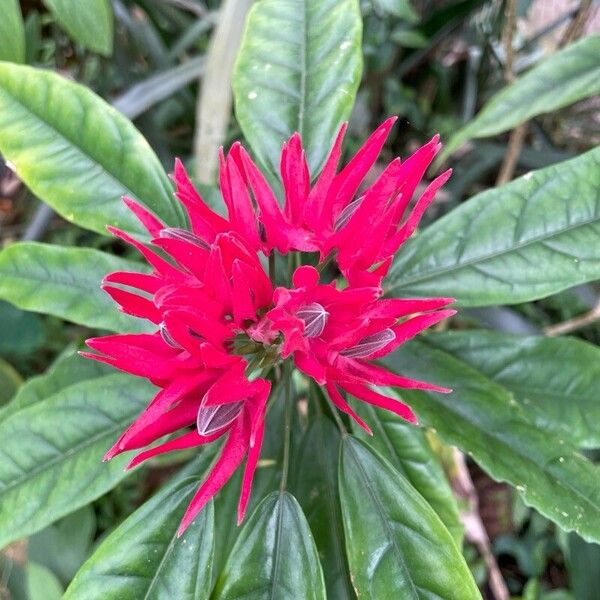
top-left (0, 1), bottom-right (598, 599)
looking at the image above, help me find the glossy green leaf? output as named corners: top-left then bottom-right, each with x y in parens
top-left (214, 491), bottom-right (326, 600)
top-left (0, 374), bottom-right (153, 548)
top-left (0, 62), bottom-right (185, 236)
top-left (293, 417), bottom-right (354, 599)
top-left (351, 403), bottom-right (463, 546)
top-left (65, 479), bottom-right (214, 600)
top-left (389, 341), bottom-right (600, 544)
top-left (0, 0), bottom-right (25, 63)
top-left (43, 0), bottom-right (114, 56)
top-left (441, 34), bottom-right (600, 160)
top-left (426, 331), bottom-right (600, 449)
top-left (233, 0), bottom-right (362, 174)
top-left (387, 147), bottom-right (600, 306)
top-left (339, 437), bottom-right (480, 599)
top-left (0, 242), bottom-right (152, 333)
top-left (1, 348), bottom-right (111, 420)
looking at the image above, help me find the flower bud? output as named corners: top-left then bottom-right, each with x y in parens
top-left (341, 328), bottom-right (395, 358)
top-left (159, 227), bottom-right (210, 250)
top-left (297, 302), bottom-right (329, 338)
top-left (197, 400), bottom-right (243, 436)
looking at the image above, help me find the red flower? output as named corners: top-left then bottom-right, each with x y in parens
top-left (82, 192), bottom-right (273, 532)
top-left (257, 266), bottom-right (455, 433)
top-left (84, 118), bottom-right (454, 534)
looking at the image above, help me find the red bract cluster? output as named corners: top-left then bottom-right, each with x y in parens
top-left (84, 118), bottom-right (454, 534)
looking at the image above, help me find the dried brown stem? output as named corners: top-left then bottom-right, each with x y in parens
top-left (451, 450), bottom-right (510, 600)
top-left (544, 298), bottom-right (600, 336)
top-left (559, 0), bottom-right (594, 48)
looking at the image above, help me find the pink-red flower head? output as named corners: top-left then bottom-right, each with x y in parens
top-left (84, 116), bottom-right (454, 535)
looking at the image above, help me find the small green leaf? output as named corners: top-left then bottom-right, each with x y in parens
top-left (339, 437), bottom-right (480, 599)
top-left (293, 417), bottom-right (355, 599)
top-left (351, 403), bottom-right (463, 546)
top-left (26, 562), bottom-right (63, 600)
top-left (0, 62), bottom-right (185, 236)
top-left (65, 479), bottom-right (214, 600)
top-left (441, 34), bottom-right (600, 160)
top-left (0, 358), bottom-right (21, 406)
top-left (233, 0), bottom-right (363, 174)
top-left (0, 374), bottom-right (153, 548)
top-left (389, 341), bottom-right (600, 544)
top-left (214, 491), bottom-right (326, 600)
top-left (373, 0), bottom-right (419, 22)
top-left (426, 331), bottom-right (600, 449)
top-left (0, 242), bottom-right (151, 333)
top-left (43, 0), bottom-right (114, 56)
top-left (0, 0), bottom-right (25, 63)
top-left (387, 148), bottom-right (600, 306)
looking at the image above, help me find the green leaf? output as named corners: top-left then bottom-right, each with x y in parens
top-left (29, 506), bottom-right (95, 586)
top-left (387, 148), bottom-right (600, 306)
top-left (65, 479), bottom-right (214, 600)
top-left (233, 0), bottom-right (363, 174)
top-left (426, 331), bottom-right (600, 449)
top-left (0, 62), bottom-right (185, 236)
top-left (0, 301), bottom-right (44, 357)
top-left (43, 0), bottom-right (114, 56)
top-left (0, 242), bottom-right (151, 333)
top-left (0, 0), bottom-right (25, 63)
top-left (339, 436), bottom-right (480, 599)
top-left (562, 533), bottom-right (600, 600)
top-left (388, 341), bottom-right (600, 544)
top-left (441, 34), bottom-right (600, 160)
top-left (1, 348), bottom-right (111, 420)
top-left (351, 403), bottom-right (463, 546)
top-left (26, 562), bottom-right (64, 600)
top-left (293, 416), bottom-right (355, 599)
top-left (213, 491), bottom-right (326, 600)
top-left (0, 374), bottom-right (153, 548)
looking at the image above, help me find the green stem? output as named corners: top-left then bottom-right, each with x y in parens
top-left (269, 252), bottom-right (275, 282)
top-left (280, 361), bottom-right (293, 491)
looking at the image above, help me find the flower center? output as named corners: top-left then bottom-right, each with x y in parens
top-left (341, 328), bottom-right (395, 358)
top-left (296, 302), bottom-right (329, 338)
